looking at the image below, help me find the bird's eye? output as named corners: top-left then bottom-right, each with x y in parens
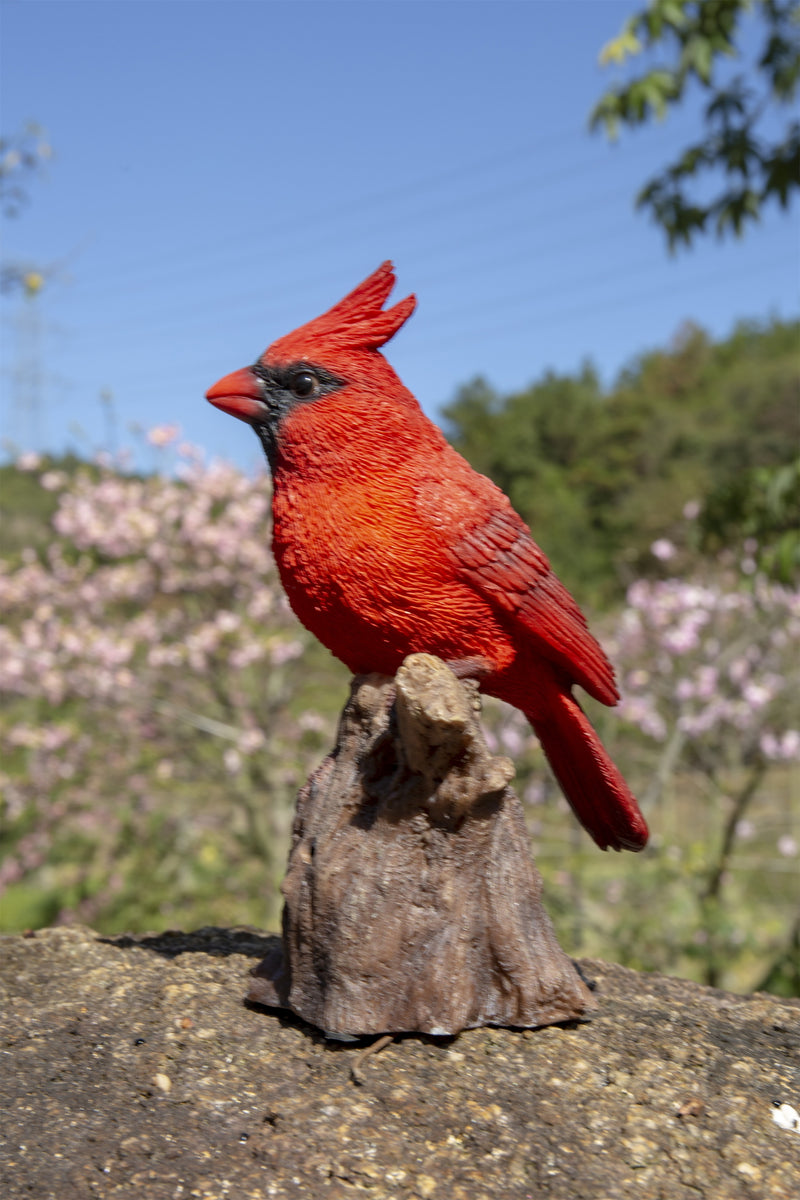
top-left (290, 371), bottom-right (318, 399)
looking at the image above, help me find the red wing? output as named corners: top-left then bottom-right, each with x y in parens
top-left (415, 461), bottom-right (619, 705)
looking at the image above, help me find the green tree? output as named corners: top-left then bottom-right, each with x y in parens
top-left (699, 457), bottom-right (800, 581)
top-left (444, 319), bottom-right (800, 602)
top-left (590, 0), bottom-right (800, 248)
top-left (443, 366), bottom-right (608, 600)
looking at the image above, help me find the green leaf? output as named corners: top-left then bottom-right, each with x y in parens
top-left (683, 34), bottom-right (714, 84)
top-left (589, 0), bottom-right (799, 248)
top-left (660, 0), bottom-right (689, 30)
top-left (599, 25), bottom-right (642, 65)
top-left (707, 82), bottom-right (749, 121)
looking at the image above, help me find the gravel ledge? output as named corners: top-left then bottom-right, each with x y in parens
top-left (1, 925), bottom-right (798, 1199)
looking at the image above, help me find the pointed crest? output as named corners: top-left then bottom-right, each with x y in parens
top-left (265, 261), bottom-right (416, 364)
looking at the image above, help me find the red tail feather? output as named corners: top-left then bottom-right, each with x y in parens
top-left (529, 691), bottom-right (648, 852)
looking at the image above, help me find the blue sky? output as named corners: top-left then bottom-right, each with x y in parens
top-left (2, 0), bottom-right (797, 472)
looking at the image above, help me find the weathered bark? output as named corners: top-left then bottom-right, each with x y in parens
top-left (248, 653), bottom-right (595, 1036)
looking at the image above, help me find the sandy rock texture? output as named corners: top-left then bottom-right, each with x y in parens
top-left (1, 924), bottom-right (798, 1200)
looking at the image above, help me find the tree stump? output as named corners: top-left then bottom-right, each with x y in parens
top-left (248, 653), bottom-right (595, 1036)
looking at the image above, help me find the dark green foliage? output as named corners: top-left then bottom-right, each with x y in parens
top-left (0, 454), bottom-right (112, 560)
top-left (0, 123), bottom-right (51, 220)
top-left (700, 457), bottom-right (800, 582)
top-left (0, 457), bottom-right (66, 559)
top-left (591, 0), bottom-right (800, 248)
top-left (442, 318), bottom-right (800, 603)
top-left (755, 912), bottom-right (800, 996)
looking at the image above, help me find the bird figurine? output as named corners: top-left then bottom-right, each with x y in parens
top-left (207, 262), bottom-right (648, 852)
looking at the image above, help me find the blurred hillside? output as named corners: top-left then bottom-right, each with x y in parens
top-left (444, 317), bottom-right (800, 602)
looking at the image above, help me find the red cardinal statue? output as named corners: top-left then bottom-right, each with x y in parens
top-left (206, 262), bottom-right (648, 852)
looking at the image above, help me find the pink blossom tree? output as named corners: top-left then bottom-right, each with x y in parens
top-left (606, 540), bottom-right (799, 989)
top-left (0, 443), bottom-right (337, 931)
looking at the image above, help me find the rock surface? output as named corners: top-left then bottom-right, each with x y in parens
top-left (2, 924), bottom-right (798, 1199)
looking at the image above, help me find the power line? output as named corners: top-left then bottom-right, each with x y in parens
top-left (74, 252), bottom-right (795, 393)
top-left (44, 123), bottom-right (686, 302)
top-left (410, 253), bottom-right (796, 359)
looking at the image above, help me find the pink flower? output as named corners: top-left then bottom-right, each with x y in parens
top-left (651, 538), bottom-right (676, 562)
top-left (237, 729), bottom-right (266, 755)
top-left (269, 638), bottom-right (305, 666)
top-left (40, 470), bottom-right (66, 491)
top-left (223, 748), bottom-right (242, 774)
top-left (499, 724), bottom-right (524, 756)
top-left (17, 452), bottom-right (42, 471)
top-left (147, 424), bottom-right (181, 447)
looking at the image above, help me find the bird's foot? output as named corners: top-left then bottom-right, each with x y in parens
top-left (444, 656), bottom-right (493, 682)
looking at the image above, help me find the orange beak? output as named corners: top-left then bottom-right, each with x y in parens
top-left (206, 367), bottom-right (267, 424)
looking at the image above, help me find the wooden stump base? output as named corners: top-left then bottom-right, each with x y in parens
top-left (248, 653), bottom-right (595, 1037)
